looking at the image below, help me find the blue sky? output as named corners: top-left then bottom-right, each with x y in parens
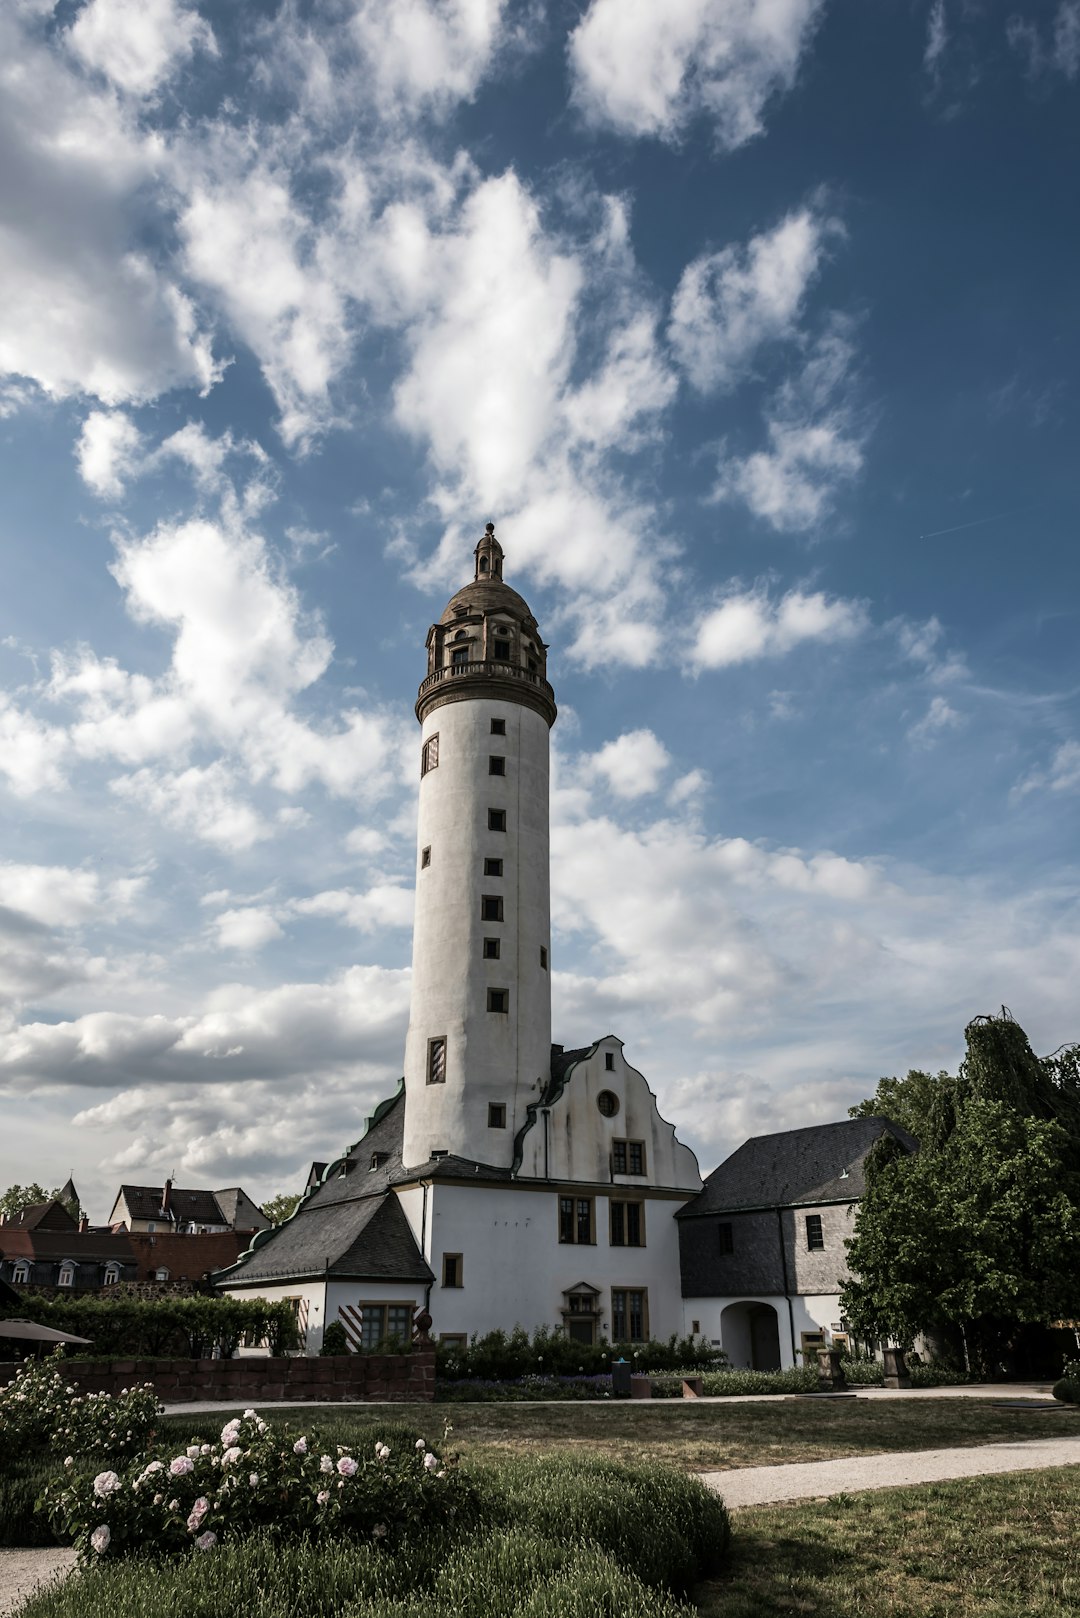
top-left (1, 0), bottom-right (1078, 1219)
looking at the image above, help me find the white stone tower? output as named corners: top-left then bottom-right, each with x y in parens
top-left (401, 525), bottom-right (557, 1170)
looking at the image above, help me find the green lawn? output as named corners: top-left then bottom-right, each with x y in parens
top-left (698, 1467), bottom-right (1080, 1617)
top-left (163, 1397), bottom-right (1079, 1473)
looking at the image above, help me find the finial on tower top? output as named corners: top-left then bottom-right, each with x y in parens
top-left (474, 520), bottom-right (504, 581)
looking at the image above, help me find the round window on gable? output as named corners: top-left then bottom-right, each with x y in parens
top-left (597, 1090), bottom-right (619, 1118)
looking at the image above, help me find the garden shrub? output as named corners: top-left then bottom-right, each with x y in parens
top-left (1051, 1363), bottom-right (1080, 1403)
top-left (46, 1410), bottom-right (479, 1563)
top-left (698, 1366), bottom-right (818, 1395)
top-left (437, 1325), bottom-right (722, 1382)
top-left (0, 1294), bottom-right (299, 1359)
top-left (477, 1454), bottom-right (729, 1594)
top-left (319, 1320), bottom-right (350, 1356)
top-left (0, 1360), bottom-right (163, 1460)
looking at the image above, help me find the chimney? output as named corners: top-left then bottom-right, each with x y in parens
top-left (162, 1178), bottom-right (173, 1216)
top-left (78, 1214), bottom-right (89, 1233)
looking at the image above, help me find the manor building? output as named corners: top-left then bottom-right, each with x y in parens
top-left (217, 528), bottom-right (875, 1366)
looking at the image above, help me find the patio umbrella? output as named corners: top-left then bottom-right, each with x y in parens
top-left (0, 1319), bottom-right (92, 1345)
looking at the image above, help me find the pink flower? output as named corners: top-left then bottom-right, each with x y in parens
top-left (248, 1473), bottom-right (260, 1487)
top-left (372, 1523), bottom-right (388, 1539)
top-left (221, 1447), bottom-right (242, 1467)
top-left (423, 1452), bottom-right (438, 1472)
top-left (316, 1490), bottom-right (330, 1506)
top-left (414, 1439), bottom-right (426, 1451)
top-left (195, 1531), bottom-right (217, 1551)
top-left (169, 1457), bottom-right (194, 1477)
top-left (90, 1525), bottom-right (110, 1555)
top-left (337, 1456), bottom-right (358, 1477)
top-left (93, 1472), bottom-right (121, 1497)
top-left (293, 1438), bottom-right (308, 1455)
top-left (320, 1455), bottom-right (333, 1474)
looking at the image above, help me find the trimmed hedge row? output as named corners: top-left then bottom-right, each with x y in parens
top-left (0, 1295), bottom-right (299, 1358)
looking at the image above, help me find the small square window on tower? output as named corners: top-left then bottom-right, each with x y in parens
top-left (481, 895), bottom-right (503, 922)
top-left (420, 846), bottom-right (431, 868)
top-left (605, 1052), bottom-right (615, 1071)
top-left (488, 809), bottom-right (507, 831)
top-left (442, 1253), bottom-right (463, 1287)
top-left (487, 988), bottom-right (509, 1013)
top-left (484, 857), bottom-right (503, 877)
top-left (490, 718), bottom-right (506, 735)
top-left (489, 756), bottom-right (505, 776)
top-left (427, 1037), bottom-right (447, 1085)
top-left (421, 734), bottom-right (439, 776)
top-left (483, 937), bottom-right (500, 959)
top-left (539, 946), bottom-right (548, 969)
top-left (488, 1102), bottom-right (506, 1128)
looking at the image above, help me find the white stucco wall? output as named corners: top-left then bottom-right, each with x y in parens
top-left (393, 1180), bottom-right (689, 1342)
top-left (515, 1039), bottom-right (702, 1192)
top-left (683, 1292), bottom-right (848, 1370)
top-left (222, 1276), bottom-right (427, 1355)
top-left (402, 696), bottom-right (552, 1169)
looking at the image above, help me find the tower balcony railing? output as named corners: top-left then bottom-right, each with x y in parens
top-left (417, 659), bottom-right (555, 705)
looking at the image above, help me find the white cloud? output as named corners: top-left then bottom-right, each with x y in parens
top-left (0, 863), bottom-right (142, 930)
top-left (1015, 739), bottom-right (1080, 798)
top-left (0, 964), bottom-right (412, 1091)
top-left (924, 1), bottom-right (948, 76)
top-left (691, 586), bottom-right (866, 670)
top-left (1008, 3), bottom-right (1080, 80)
top-left (907, 694), bottom-right (963, 748)
top-left (714, 323), bottom-right (865, 529)
top-left (350, 0), bottom-right (509, 115)
top-left (569, 0), bottom-right (825, 148)
top-left (589, 729), bottom-right (671, 799)
top-left (111, 763), bottom-right (272, 852)
top-left (212, 907), bottom-right (285, 952)
top-left (0, 14), bottom-right (218, 407)
top-left (75, 409), bottom-right (143, 498)
top-left (669, 207), bottom-right (837, 393)
top-left (0, 695), bottom-right (69, 796)
top-left (66, 0), bottom-right (215, 97)
top-left (290, 884), bottom-right (415, 933)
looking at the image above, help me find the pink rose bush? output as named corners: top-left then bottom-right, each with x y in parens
top-left (46, 1411), bottom-right (477, 1564)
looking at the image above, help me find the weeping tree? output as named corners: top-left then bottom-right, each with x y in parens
top-left (843, 1010), bottom-right (1080, 1374)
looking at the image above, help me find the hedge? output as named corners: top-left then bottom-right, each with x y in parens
top-left (0, 1294), bottom-right (299, 1358)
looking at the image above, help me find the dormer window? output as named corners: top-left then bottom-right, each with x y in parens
top-left (12, 1260), bottom-right (30, 1284)
top-left (58, 1262), bottom-right (76, 1288)
top-left (104, 1262), bottom-right (121, 1285)
top-left (155, 1267), bottom-right (170, 1282)
top-left (370, 1152), bottom-right (389, 1171)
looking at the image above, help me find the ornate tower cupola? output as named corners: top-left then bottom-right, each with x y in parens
top-left (474, 522), bottom-right (503, 580)
top-left (402, 525), bottom-right (556, 1171)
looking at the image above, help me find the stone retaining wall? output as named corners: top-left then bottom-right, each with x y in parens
top-left (0, 1351), bottom-right (435, 1404)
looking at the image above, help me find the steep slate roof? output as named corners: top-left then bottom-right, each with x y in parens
top-left (677, 1116), bottom-right (918, 1219)
top-left (218, 1092), bottom-right (434, 1287)
top-left (127, 1231), bottom-right (249, 1282)
top-left (5, 1200), bottom-right (77, 1232)
top-left (211, 1188), bottom-right (268, 1231)
top-left (116, 1186), bottom-right (225, 1224)
top-left (0, 1227), bottom-right (135, 1263)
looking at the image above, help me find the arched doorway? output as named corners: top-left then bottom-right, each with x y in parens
top-left (720, 1301), bottom-right (782, 1370)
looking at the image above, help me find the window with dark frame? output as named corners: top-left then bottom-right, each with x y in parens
top-left (488, 809), bottom-right (506, 831)
top-left (805, 1214), bottom-right (825, 1251)
top-left (483, 937), bottom-right (500, 959)
top-left (420, 846), bottom-right (431, 868)
top-left (427, 1037), bottom-right (446, 1085)
top-left (489, 755), bottom-right (505, 775)
top-left (539, 945), bottom-right (548, 969)
top-left (488, 1103), bottom-right (506, 1128)
top-left (611, 1288), bottom-right (647, 1342)
top-left (493, 637), bottom-right (511, 660)
top-left (717, 1222), bottom-right (734, 1255)
top-left (484, 857), bottom-right (503, 876)
top-left (597, 1090), bottom-right (619, 1117)
top-left (609, 1200), bottom-right (644, 1247)
top-left (481, 895), bottom-right (503, 922)
top-left (421, 734), bottom-right (439, 776)
top-left (490, 718), bottom-right (506, 735)
top-left (487, 988), bottom-right (509, 1013)
top-left (442, 1253), bottom-right (463, 1288)
top-left (612, 1139), bottom-right (646, 1175)
top-left (605, 1052), bottom-right (615, 1070)
top-left (451, 647), bottom-right (469, 668)
top-left (558, 1195), bottom-right (594, 1244)
top-left (370, 1152), bottom-right (389, 1171)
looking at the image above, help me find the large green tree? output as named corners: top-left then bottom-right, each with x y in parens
top-left (843, 1011), bottom-right (1080, 1372)
top-left (261, 1192), bottom-right (301, 1225)
top-left (0, 1183), bottom-right (58, 1220)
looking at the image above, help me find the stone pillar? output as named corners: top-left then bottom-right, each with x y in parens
top-left (816, 1347), bottom-right (847, 1390)
top-left (883, 1347), bottom-right (911, 1389)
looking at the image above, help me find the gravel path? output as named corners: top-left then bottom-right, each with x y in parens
top-left (701, 1432), bottom-right (1080, 1508)
top-left (0, 1551), bottom-right (76, 1618)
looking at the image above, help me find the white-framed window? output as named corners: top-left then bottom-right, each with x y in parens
top-left (104, 1262), bottom-right (121, 1285)
top-left (11, 1260), bottom-right (30, 1285)
top-left (58, 1262), bottom-right (76, 1288)
top-left (155, 1266), bottom-right (170, 1282)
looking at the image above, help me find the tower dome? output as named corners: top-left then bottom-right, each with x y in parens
top-left (402, 525), bottom-right (555, 1170)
